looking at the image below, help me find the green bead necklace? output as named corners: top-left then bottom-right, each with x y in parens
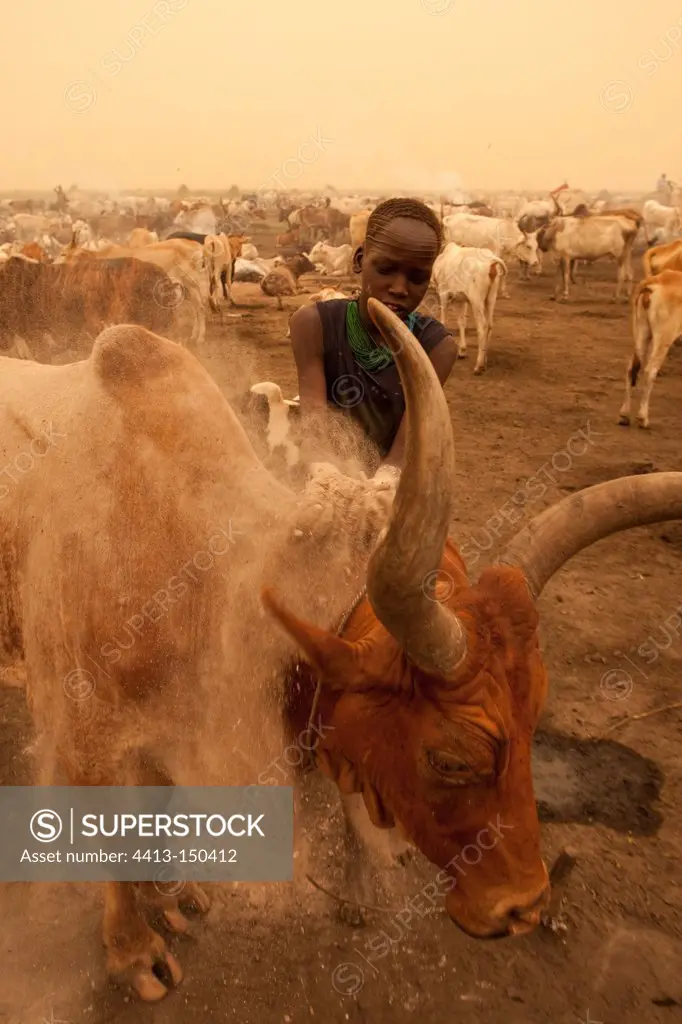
top-left (346, 300), bottom-right (419, 373)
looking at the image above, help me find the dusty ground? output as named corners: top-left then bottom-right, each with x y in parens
top-left (2, 228), bottom-right (682, 1024)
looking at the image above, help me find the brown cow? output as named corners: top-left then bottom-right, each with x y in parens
top-left (619, 269), bottom-right (682, 428)
top-left (19, 242), bottom-right (50, 262)
top-left (260, 254), bottom-right (316, 309)
top-left (1, 306), bottom-right (680, 1003)
top-left (642, 237), bottom-right (682, 277)
top-left (0, 256), bottom-right (180, 361)
top-left (276, 227), bottom-right (301, 248)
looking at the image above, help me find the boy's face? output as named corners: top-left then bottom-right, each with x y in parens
top-left (357, 217), bottom-right (440, 322)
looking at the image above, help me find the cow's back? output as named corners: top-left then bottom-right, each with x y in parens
top-left (0, 329), bottom-right (297, 778)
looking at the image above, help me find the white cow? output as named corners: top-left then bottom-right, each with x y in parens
top-left (443, 213), bottom-right (539, 295)
top-left (173, 204), bottom-right (217, 236)
top-left (643, 200), bottom-right (681, 244)
top-left (430, 243), bottom-right (507, 374)
top-left (307, 241), bottom-right (352, 276)
top-left (538, 214), bottom-right (638, 300)
top-left (10, 213), bottom-right (50, 242)
top-left (203, 233), bottom-right (233, 310)
top-left (241, 242), bottom-right (259, 261)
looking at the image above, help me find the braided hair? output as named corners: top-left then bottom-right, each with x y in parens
top-left (365, 197), bottom-right (443, 251)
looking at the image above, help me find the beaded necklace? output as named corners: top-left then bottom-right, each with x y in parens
top-left (345, 300), bottom-right (419, 372)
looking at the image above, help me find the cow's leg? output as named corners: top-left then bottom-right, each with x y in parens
top-left (136, 880), bottom-right (211, 935)
top-left (438, 289), bottom-right (448, 326)
top-left (557, 256), bottom-right (570, 300)
top-left (50, 743), bottom-right (186, 1002)
top-left (471, 300), bottom-right (489, 374)
top-left (636, 329), bottom-right (675, 429)
top-left (456, 301), bottom-right (468, 358)
top-left (618, 351), bottom-right (640, 426)
top-left (336, 793), bottom-right (412, 925)
top-left (103, 882), bottom-right (183, 1002)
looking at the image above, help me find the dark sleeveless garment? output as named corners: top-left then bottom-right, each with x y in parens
top-left (317, 299), bottom-right (449, 457)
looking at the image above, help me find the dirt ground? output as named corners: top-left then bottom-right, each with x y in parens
top-left (2, 229), bottom-right (682, 1024)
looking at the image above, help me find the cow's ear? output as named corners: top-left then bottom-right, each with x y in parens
top-left (262, 588), bottom-right (368, 690)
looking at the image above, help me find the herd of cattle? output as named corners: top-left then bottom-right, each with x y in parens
top-left (2, 183), bottom-right (682, 426)
top-left (2, 182), bottom-right (682, 1003)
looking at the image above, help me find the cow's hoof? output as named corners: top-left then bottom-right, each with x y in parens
top-left (473, 365), bottom-right (486, 375)
top-left (457, 351), bottom-right (467, 360)
top-left (133, 952), bottom-right (183, 1002)
top-left (335, 901), bottom-right (366, 928)
top-left (618, 414), bottom-right (631, 426)
top-left (636, 419), bottom-right (650, 430)
top-left (109, 930), bottom-right (183, 1002)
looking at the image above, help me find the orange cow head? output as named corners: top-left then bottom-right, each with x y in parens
top-left (264, 299), bottom-right (682, 940)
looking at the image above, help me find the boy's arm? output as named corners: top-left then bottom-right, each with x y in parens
top-left (289, 304), bottom-right (329, 448)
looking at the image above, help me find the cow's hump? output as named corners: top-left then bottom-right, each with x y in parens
top-left (91, 324), bottom-right (186, 391)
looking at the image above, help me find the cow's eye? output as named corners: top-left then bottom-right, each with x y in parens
top-left (427, 749), bottom-right (471, 778)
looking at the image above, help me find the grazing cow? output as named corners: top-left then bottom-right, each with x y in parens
top-left (260, 254), bottom-right (316, 309)
top-left (642, 238), bottom-right (682, 277)
top-left (0, 256), bottom-right (179, 360)
top-left (537, 214), bottom-right (638, 300)
top-left (307, 241), bottom-right (353, 277)
top-left (643, 199), bottom-right (681, 244)
top-left (431, 243), bottom-right (507, 373)
top-left (3, 305), bottom-right (680, 1002)
top-left (349, 210), bottom-right (372, 249)
top-left (618, 270), bottom-right (682, 429)
top-left (443, 213), bottom-right (539, 294)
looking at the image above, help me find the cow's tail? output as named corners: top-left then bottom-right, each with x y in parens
top-left (630, 281), bottom-right (654, 385)
top-left (486, 258), bottom-right (507, 318)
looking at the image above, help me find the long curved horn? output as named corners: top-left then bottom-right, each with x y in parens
top-left (364, 299), bottom-right (467, 677)
top-left (498, 473), bottom-right (682, 599)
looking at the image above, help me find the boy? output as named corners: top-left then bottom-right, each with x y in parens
top-left (288, 198), bottom-right (456, 483)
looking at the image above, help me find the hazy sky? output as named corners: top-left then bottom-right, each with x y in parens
top-left (2, 0), bottom-right (681, 193)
